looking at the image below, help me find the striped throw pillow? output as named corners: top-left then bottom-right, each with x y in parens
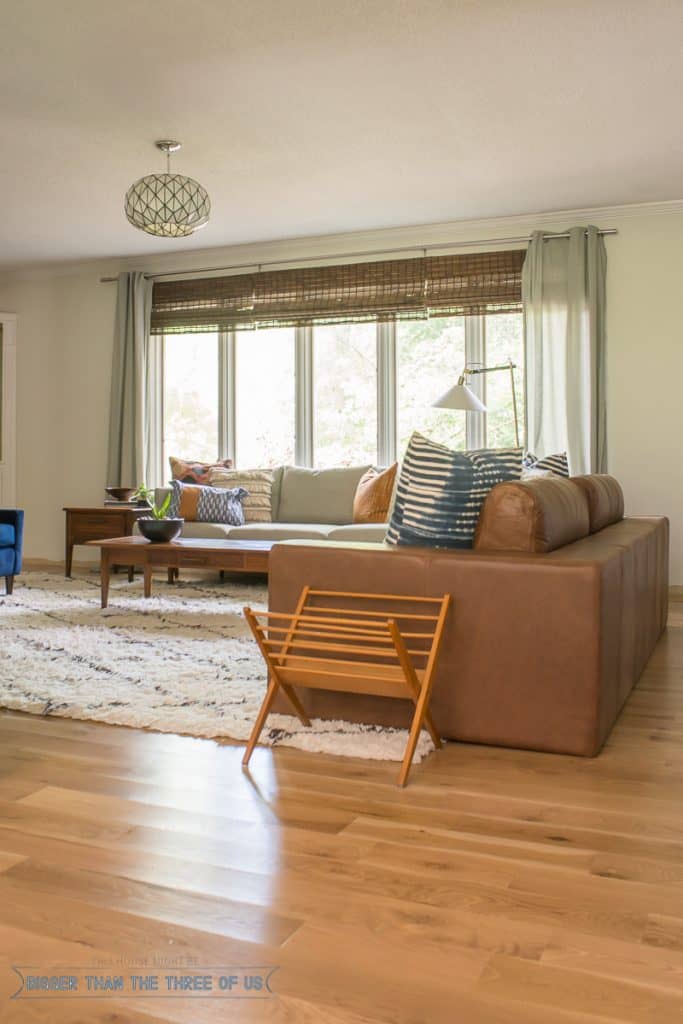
top-left (523, 451), bottom-right (569, 477)
top-left (208, 469), bottom-right (274, 522)
top-left (386, 433), bottom-right (523, 549)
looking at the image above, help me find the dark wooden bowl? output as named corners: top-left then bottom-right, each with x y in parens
top-left (106, 486), bottom-right (136, 502)
top-left (137, 518), bottom-right (184, 543)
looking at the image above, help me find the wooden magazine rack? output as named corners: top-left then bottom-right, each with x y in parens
top-left (242, 586), bottom-right (452, 786)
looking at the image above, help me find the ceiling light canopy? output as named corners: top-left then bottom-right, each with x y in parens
top-left (124, 141), bottom-right (210, 238)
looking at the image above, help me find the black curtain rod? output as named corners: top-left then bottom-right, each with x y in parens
top-left (99, 228), bottom-right (617, 283)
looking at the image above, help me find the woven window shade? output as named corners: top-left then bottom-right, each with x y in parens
top-left (150, 249), bottom-right (525, 334)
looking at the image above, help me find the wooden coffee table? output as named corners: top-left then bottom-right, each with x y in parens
top-left (87, 536), bottom-right (273, 608)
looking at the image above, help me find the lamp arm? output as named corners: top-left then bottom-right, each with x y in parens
top-left (461, 360), bottom-right (520, 448)
top-left (463, 363), bottom-right (517, 376)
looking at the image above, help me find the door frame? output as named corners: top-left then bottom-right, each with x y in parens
top-left (0, 312), bottom-right (17, 506)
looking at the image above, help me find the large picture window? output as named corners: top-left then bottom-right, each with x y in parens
top-left (160, 314), bottom-right (524, 476)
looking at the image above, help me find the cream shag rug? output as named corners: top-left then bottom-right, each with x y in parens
top-left (0, 572), bottom-right (433, 762)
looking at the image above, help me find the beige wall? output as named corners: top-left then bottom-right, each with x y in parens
top-left (0, 201), bottom-right (681, 581)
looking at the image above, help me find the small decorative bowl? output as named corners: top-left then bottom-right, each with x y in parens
top-left (137, 518), bottom-right (184, 543)
top-left (106, 486), bottom-right (136, 502)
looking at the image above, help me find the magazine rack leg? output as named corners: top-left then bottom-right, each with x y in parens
top-left (242, 605), bottom-right (311, 768)
top-left (397, 599), bottom-right (450, 787)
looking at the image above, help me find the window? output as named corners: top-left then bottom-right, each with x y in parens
top-left (482, 314), bottom-right (525, 450)
top-left (313, 323), bottom-right (377, 467)
top-left (235, 328), bottom-right (295, 467)
top-left (159, 313), bottom-right (524, 479)
top-left (397, 318), bottom-right (466, 455)
top-left (162, 333), bottom-right (219, 467)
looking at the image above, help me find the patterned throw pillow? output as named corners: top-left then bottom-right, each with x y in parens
top-left (208, 469), bottom-right (274, 523)
top-left (386, 433), bottom-right (523, 549)
top-left (168, 481), bottom-right (247, 525)
top-left (169, 456), bottom-right (233, 485)
top-left (353, 464), bottom-right (398, 524)
top-left (523, 451), bottom-right (569, 477)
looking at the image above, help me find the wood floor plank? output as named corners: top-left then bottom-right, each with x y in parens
top-left (0, 586), bottom-right (682, 1020)
top-left (476, 952), bottom-right (683, 1022)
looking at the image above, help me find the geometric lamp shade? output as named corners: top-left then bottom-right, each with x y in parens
top-left (124, 172), bottom-right (211, 238)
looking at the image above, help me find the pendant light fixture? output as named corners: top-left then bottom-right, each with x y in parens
top-left (124, 141), bottom-right (210, 238)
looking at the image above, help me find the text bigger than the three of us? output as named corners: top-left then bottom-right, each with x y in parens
top-left (22, 973), bottom-right (270, 994)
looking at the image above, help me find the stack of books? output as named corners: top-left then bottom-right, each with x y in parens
top-left (103, 499), bottom-right (148, 508)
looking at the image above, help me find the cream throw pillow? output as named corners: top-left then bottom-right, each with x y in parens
top-left (208, 468), bottom-right (274, 522)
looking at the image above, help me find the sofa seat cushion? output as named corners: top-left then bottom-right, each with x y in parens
top-left (134, 520), bottom-right (234, 540)
top-left (328, 523), bottom-right (389, 543)
top-left (0, 524), bottom-right (15, 547)
top-left (226, 523), bottom-right (337, 541)
top-left (571, 474), bottom-right (624, 533)
top-left (278, 465), bottom-right (372, 524)
top-left (474, 476), bottom-right (590, 553)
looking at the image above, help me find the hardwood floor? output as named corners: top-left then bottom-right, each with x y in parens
top-left (0, 599), bottom-right (682, 1022)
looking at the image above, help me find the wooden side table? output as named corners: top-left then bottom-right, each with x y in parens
top-left (63, 506), bottom-right (147, 577)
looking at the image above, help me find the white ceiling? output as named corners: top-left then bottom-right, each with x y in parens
top-left (1, 0), bottom-right (682, 268)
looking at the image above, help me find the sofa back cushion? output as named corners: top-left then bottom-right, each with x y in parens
top-left (474, 476), bottom-right (590, 553)
top-left (571, 474), bottom-right (624, 533)
top-left (278, 465), bottom-right (372, 524)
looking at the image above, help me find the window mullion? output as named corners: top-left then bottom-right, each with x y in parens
top-left (295, 325), bottom-right (313, 466)
top-left (377, 320), bottom-right (396, 465)
top-left (218, 331), bottom-right (236, 464)
top-left (465, 315), bottom-right (486, 449)
top-left (148, 333), bottom-right (164, 487)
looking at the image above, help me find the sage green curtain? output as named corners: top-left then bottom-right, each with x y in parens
top-left (106, 272), bottom-right (161, 488)
top-left (523, 226), bottom-right (607, 474)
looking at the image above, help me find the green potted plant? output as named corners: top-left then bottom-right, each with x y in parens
top-left (134, 487), bottom-right (184, 543)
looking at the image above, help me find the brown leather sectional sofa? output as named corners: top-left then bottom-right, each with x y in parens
top-left (268, 474), bottom-right (669, 757)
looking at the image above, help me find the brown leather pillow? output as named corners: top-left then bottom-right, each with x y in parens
top-left (353, 464), bottom-right (398, 524)
top-left (474, 476), bottom-right (590, 553)
top-left (571, 474), bottom-right (624, 533)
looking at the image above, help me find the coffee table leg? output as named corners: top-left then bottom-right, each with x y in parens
top-left (143, 564), bottom-right (153, 599)
top-left (167, 567), bottom-right (175, 585)
top-left (128, 566), bottom-right (135, 583)
top-left (101, 552), bottom-right (111, 609)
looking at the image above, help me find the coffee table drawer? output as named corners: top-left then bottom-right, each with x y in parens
top-left (149, 549), bottom-right (211, 568)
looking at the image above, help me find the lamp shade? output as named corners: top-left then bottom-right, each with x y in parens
top-left (432, 382), bottom-right (487, 412)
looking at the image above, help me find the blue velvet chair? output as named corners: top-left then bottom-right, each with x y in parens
top-left (0, 509), bottom-right (24, 595)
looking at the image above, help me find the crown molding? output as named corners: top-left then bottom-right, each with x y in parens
top-left (2, 198), bottom-right (683, 284)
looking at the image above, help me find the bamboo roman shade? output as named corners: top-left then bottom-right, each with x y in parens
top-left (150, 249), bottom-right (525, 334)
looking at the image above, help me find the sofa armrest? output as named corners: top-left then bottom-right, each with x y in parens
top-left (0, 509), bottom-right (24, 573)
top-left (155, 487), bottom-right (172, 508)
